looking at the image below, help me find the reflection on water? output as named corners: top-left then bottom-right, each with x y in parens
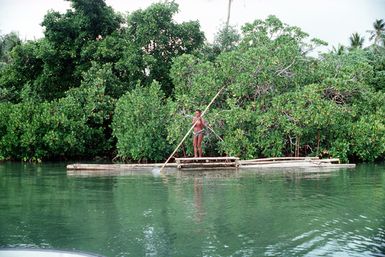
top-left (194, 178), bottom-right (204, 223)
top-left (0, 163), bottom-right (384, 257)
top-left (178, 169), bottom-right (240, 179)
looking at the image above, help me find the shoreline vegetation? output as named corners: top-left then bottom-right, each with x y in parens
top-left (0, 1), bottom-right (384, 164)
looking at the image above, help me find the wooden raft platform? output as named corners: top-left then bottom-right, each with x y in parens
top-left (66, 162), bottom-right (177, 171)
top-left (66, 157), bottom-right (355, 173)
top-left (239, 157), bottom-right (355, 168)
top-left (175, 157), bottom-right (240, 170)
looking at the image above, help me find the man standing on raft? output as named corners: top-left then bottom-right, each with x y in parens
top-left (192, 110), bottom-right (206, 157)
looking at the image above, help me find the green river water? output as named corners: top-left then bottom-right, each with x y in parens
top-left (0, 163), bottom-right (384, 257)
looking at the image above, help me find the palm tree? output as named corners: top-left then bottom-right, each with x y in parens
top-left (349, 32), bottom-right (364, 49)
top-left (367, 19), bottom-right (385, 46)
top-left (331, 44), bottom-right (345, 55)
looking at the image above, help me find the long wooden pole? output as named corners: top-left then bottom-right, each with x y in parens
top-left (206, 125), bottom-right (224, 142)
top-left (159, 86), bottom-right (225, 173)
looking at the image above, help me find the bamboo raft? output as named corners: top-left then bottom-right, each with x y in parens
top-left (66, 162), bottom-right (177, 170)
top-left (239, 157), bottom-right (355, 168)
top-left (175, 157), bottom-right (240, 170)
top-left (66, 157), bottom-right (355, 172)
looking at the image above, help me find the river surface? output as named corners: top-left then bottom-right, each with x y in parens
top-left (0, 163), bottom-right (384, 257)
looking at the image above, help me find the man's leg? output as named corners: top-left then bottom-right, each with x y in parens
top-left (197, 134), bottom-right (204, 157)
top-left (193, 135), bottom-right (198, 157)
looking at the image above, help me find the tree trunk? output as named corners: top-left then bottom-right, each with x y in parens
top-left (295, 135), bottom-right (300, 157)
top-left (316, 131), bottom-right (320, 156)
top-left (226, 0), bottom-right (233, 30)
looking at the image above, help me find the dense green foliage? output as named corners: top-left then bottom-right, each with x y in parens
top-left (167, 16), bottom-right (385, 162)
top-left (0, 62), bottom-right (115, 161)
top-left (168, 29), bottom-right (385, 162)
top-left (0, 32), bottom-right (21, 69)
top-left (112, 81), bottom-right (170, 161)
top-left (0, 0), bottom-right (384, 162)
